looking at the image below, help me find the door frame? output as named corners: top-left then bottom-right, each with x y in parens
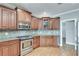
top-left (60, 18), bottom-right (78, 55)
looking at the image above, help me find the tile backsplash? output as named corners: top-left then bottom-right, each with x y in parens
top-left (0, 30), bottom-right (60, 40)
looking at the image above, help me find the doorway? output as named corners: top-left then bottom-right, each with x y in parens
top-left (60, 19), bottom-right (77, 56)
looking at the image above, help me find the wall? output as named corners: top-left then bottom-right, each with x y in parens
top-left (59, 10), bottom-right (79, 21)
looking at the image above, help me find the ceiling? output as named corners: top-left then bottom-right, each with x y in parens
top-left (3, 3), bottom-right (79, 18)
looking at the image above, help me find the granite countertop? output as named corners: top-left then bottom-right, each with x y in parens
top-left (0, 38), bottom-right (19, 42)
top-left (0, 35), bottom-right (60, 42)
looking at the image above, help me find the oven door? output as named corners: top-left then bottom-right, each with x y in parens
top-left (21, 39), bottom-right (32, 51)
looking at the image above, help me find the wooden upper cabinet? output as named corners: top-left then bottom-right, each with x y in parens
top-left (50, 18), bottom-right (60, 30)
top-left (8, 10), bottom-right (16, 29)
top-left (25, 12), bottom-right (31, 22)
top-left (0, 6), bottom-right (16, 30)
top-left (17, 9), bottom-right (25, 22)
top-left (2, 8), bottom-right (9, 29)
top-left (17, 9), bottom-right (31, 23)
top-left (31, 17), bottom-right (39, 30)
top-left (39, 19), bottom-right (43, 30)
top-left (0, 7), bottom-right (2, 29)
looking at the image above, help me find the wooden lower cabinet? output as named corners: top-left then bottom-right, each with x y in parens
top-left (0, 39), bottom-right (20, 56)
top-left (40, 36), bottom-right (58, 47)
top-left (9, 44), bottom-right (19, 56)
top-left (0, 48), bottom-right (3, 56)
top-left (2, 46), bottom-right (9, 56)
top-left (33, 36), bottom-right (40, 49)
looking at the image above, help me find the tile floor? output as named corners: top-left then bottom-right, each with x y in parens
top-left (26, 45), bottom-right (76, 56)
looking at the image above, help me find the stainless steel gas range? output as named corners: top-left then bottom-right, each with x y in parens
top-left (18, 36), bottom-right (33, 56)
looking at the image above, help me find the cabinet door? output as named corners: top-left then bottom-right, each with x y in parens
top-left (53, 19), bottom-right (60, 30)
top-left (0, 48), bottom-right (3, 56)
top-left (3, 46), bottom-right (9, 56)
top-left (8, 10), bottom-right (16, 29)
top-left (49, 19), bottom-right (53, 30)
top-left (33, 37), bottom-right (37, 48)
top-left (2, 8), bottom-right (9, 29)
top-left (39, 19), bottom-right (43, 30)
top-left (50, 19), bottom-right (60, 30)
top-left (13, 43), bottom-right (19, 56)
top-left (17, 9), bottom-right (25, 22)
top-left (25, 12), bottom-right (31, 22)
top-left (9, 43), bottom-right (19, 56)
top-left (0, 7), bottom-right (2, 29)
top-left (52, 36), bottom-right (58, 47)
top-left (31, 18), bottom-right (39, 30)
top-left (33, 36), bottom-right (40, 49)
top-left (36, 36), bottom-right (40, 47)
top-left (50, 19), bottom-right (54, 30)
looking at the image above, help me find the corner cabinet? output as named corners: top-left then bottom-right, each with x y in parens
top-left (0, 6), bottom-right (16, 30)
top-left (0, 39), bottom-right (20, 56)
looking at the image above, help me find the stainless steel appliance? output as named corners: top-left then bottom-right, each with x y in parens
top-left (18, 36), bottom-right (33, 56)
top-left (18, 22), bottom-right (31, 30)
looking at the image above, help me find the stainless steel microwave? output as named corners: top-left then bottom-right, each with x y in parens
top-left (18, 22), bottom-right (31, 30)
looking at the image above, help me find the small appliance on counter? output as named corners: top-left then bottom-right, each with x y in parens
top-left (18, 36), bottom-right (33, 56)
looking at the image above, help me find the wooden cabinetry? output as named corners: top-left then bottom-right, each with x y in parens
top-left (50, 18), bottom-right (60, 30)
top-left (0, 48), bottom-right (3, 56)
top-left (0, 6), bottom-right (16, 30)
top-left (2, 46), bottom-right (9, 56)
top-left (38, 17), bottom-right (60, 30)
top-left (17, 9), bottom-right (31, 26)
top-left (24, 12), bottom-right (31, 22)
top-left (33, 36), bottom-right (40, 49)
top-left (0, 7), bottom-right (2, 29)
top-left (0, 39), bottom-right (20, 56)
top-left (9, 43), bottom-right (19, 56)
top-left (2, 8), bottom-right (9, 29)
top-left (8, 10), bottom-right (16, 29)
top-left (17, 9), bottom-right (26, 22)
top-left (38, 19), bottom-right (43, 30)
top-left (40, 36), bottom-right (58, 47)
top-left (31, 17), bottom-right (39, 30)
